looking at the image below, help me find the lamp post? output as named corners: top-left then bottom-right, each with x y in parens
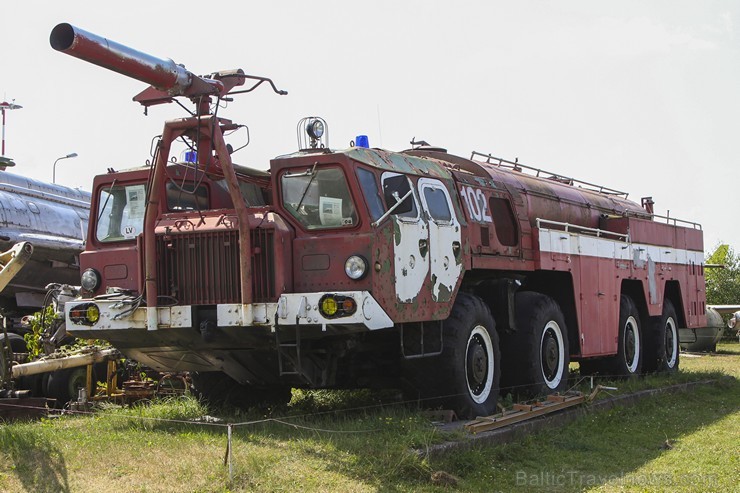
top-left (1, 100), bottom-right (23, 156)
top-left (53, 152), bottom-right (78, 184)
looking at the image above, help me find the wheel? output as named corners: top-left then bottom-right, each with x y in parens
top-left (437, 293), bottom-right (500, 419)
top-left (191, 371), bottom-right (292, 410)
top-left (505, 292), bottom-right (570, 397)
top-left (46, 367), bottom-right (88, 407)
top-left (643, 299), bottom-right (680, 373)
top-left (0, 333), bottom-right (28, 386)
top-left (607, 295), bottom-right (642, 377)
top-left (655, 300), bottom-right (680, 373)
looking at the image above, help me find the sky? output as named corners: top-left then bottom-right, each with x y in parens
top-left (1, 1), bottom-right (738, 254)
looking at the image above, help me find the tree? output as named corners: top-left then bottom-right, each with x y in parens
top-left (705, 244), bottom-right (740, 305)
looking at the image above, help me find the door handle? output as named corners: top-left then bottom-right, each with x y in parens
top-left (452, 241), bottom-right (461, 258)
top-left (418, 239), bottom-right (428, 257)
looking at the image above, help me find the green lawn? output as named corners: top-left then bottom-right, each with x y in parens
top-left (1, 342), bottom-right (738, 492)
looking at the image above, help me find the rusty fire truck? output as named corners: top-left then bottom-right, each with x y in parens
top-left (52, 23), bottom-right (706, 418)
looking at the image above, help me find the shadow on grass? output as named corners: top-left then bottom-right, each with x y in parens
top-left (0, 425), bottom-right (70, 493)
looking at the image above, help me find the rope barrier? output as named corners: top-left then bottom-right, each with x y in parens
top-left (1, 369), bottom-right (712, 487)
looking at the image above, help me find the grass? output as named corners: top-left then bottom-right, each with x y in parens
top-left (0, 342), bottom-right (738, 492)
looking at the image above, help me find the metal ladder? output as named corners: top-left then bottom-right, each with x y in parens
top-left (274, 323), bottom-right (303, 378)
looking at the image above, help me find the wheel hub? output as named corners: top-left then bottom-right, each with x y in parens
top-left (625, 326), bottom-right (636, 364)
top-left (665, 323), bottom-right (675, 359)
top-left (542, 330), bottom-right (559, 380)
top-left (467, 335), bottom-right (488, 394)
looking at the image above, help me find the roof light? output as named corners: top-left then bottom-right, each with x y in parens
top-left (307, 119), bottom-right (324, 139)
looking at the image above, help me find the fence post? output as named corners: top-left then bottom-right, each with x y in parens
top-left (227, 424), bottom-right (233, 481)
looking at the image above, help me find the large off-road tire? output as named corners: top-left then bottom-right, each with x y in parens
top-left (0, 333), bottom-right (29, 387)
top-left (46, 367), bottom-right (88, 408)
top-left (643, 299), bottom-right (680, 374)
top-left (505, 292), bottom-right (570, 397)
top-left (437, 293), bottom-right (500, 419)
top-left (190, 371), bottom-right (292, 410)
top-left (606, 295), bottom-right (643, 378)
top-left (654, 300), bottom-right (680, 373)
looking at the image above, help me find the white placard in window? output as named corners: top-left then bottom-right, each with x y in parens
top-left (319, 196), bottom-right (342, 226)
top-left (127, 185), bottom-right (147, 219)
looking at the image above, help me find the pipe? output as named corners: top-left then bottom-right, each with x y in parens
top-left (50, 23), bottom-right (221, 97)
top-left (10, 348), bottom-right (117, 378)
top-left (0, 242), bottom-right (34, 292)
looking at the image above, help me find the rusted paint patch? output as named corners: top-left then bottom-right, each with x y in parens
top-left (436, 282), bottom-right (452, 302)
top-left (393, 220), bottom-right (402, 247)
top-left (647, 256), bottom-right (657, 304)
top-left (633, 247), bottom-right (646, 269)
top-left (346, 148), bottom-right (453, 181)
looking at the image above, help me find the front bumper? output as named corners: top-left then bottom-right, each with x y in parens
top-left (65, 290), bottom-right (394, 333)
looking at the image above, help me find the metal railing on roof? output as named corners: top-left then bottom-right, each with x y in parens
top-left (470, 151), bottom-right (629, 198)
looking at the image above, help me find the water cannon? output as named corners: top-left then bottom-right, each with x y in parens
top-left (49, 22), bottom-right (288, 311)
top-left (50, 23), bottom-right (286, 109)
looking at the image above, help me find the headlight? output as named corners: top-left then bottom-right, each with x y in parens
top-left (307, 119), bottom-right (324, 139)
top-left (81, 268), bottom-right (101, 291)
top-left (729, 312), bottom-right (740, 329)
top-left (345, 255), bottom-right (368, 280)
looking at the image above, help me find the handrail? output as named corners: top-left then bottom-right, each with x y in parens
top-left (621, 209), bottom-right (702, 230)
top-left (536, 218), bottom-right (630, 242)
top-left (470, 151), bottom-right (629, 198)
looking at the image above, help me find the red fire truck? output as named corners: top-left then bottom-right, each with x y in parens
top-left (53, 23), bottom-right (706, 418)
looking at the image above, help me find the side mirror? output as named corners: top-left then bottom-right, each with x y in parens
top-left (383, 175), bottom-right (413, 215)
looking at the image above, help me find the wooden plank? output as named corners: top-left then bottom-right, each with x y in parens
top-left (464, 393), bottom-right (586, 434)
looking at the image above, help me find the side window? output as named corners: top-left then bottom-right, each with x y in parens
top-left (421, 186), bottom-right (452, 222)
top-left (356, 168), bottom-right (385, 222)
top-left (489, 197), bottom-right (518, 246)
top-left (381, 172), bottom-right (418, 220)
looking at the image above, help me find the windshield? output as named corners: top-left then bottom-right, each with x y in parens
top-left (95, 183), bottom-right (147, 242)
top-left (281, 167), bottom-right (358, 229)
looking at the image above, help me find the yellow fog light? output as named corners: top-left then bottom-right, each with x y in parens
top-left (69, 302), bottom-right (101, 326)
top-left (321, 296), bottom-right (338, 317)
top-left (86, 304), bottom-right (100, 323)
top-left (318, 294), bottom-right (357, 319)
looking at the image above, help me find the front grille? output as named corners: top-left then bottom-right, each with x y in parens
top-left (156, 228), bottom-right (275, 305)
top-left (250, 227), bottom-right (276, 303)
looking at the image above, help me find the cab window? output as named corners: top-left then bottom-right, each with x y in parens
top-left (281, 167), bottom-right (358, 230)
top-left (356, 168), bottom-right (384, 222)
top-left (95, 184), bottom-right (146, 242)
top-left (166, 181), bottom-right (208, 211)
top-left (381, 172), bottom-right (418, 220)
top-left (421, 185), bottom-right (452, 222)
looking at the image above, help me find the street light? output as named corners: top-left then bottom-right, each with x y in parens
top-left (1, 100), bottom-right (23, 156)
top-left (53, 152), bottom-right (78, 184)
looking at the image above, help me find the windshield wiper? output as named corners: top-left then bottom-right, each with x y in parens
top-left (293, 163), bottom-right (318, 212)
top-left (96, 179), bottom-right (118, 224)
